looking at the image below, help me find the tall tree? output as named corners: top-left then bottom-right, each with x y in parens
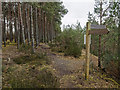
top-left (2, 2), bottom-right (6, 47)
top-left (18, 3), bottom-right (25, 45)
top-left (9, 2), bottom-right (13, 42)
top-left (30, 5), bottom-right (34, 53)
top-left (94, 0), bottom-right (111, 68)
top-left (35, 7), bottom-right (39, 46)
top-left (14, 3), bottom-right (17, 43)
top-left (17, 3), bottom-right (20, 49)
top-left (26, 4), bottom-right (31, 45)
top-left (109, 1), bottom-right (120, 78)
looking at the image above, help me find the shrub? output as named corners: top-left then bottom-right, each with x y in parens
top-left (13, 52), bottom-right (50, 65)
top-left (37, 66), bottom-right (60, 88)
top-left (54, 27), bottom-right (84, 58)
top-left (101, 51), bottom-right (119, 78)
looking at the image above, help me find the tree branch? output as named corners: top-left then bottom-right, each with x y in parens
top-left (102, 3), bottom-right (111, 16)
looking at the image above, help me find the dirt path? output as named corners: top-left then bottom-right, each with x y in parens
top-left (48, 53), bottom-right (85, 88)
top-left (38, 43), bottom-right (119, 88)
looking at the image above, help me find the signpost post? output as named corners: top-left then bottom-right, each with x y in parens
top-left (85, 22), bottom-right (109, 80)
top-left (85, 22), bottom-right (90, 80)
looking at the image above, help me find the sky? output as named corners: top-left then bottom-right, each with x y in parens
top-left (61, 0), bottom-right (95, 30)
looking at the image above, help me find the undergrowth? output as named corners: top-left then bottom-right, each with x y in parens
top-left (13, 52), bottom-right (50, 65)
top-left (7, 66), bottom-right (59, 88)
top-left (19, 44), bottom-right (31, 53)
top-left (3, 44), bottom-right (59, 88)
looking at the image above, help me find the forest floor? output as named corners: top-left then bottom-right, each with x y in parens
top-left (2, 43), bottom-right (120, 88)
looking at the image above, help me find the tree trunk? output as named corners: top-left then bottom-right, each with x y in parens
top-left (118, 2), bottom-right (120, 79)
top-left (50, 20), bottom-right (53, 42)
top-left (47, 21), bottom-right (50, 43)
top-left (6, 15), bottom-right (9, 41)
top-left (38, 8), bottom-right (41, 43)
top-left (39, 9), bottom-right (43, 43)
top-left (45, 13), bottom-right (47, 43)
top-left (17, 3), bottom-right (20, 49)
top-left (26, 4), bottom-right (31, 45)
top-left (43, 11), bottom-right (45, 43)
top-left (30, 5), bottom-right (34, 53)
top-left (3, 3), bottom-right (6, 47)
top-left (35, 7), bottom-right (39, 47)
top-left (19, 3), bottom-right (25, 45)
top-left (22, 3), bottom-right (27, 40)
top-left (14, 4), bottom-right (17, 43)
top-left (98, 1), bottom-right (103, 68)
top-left (17, 19), bottom-right (20, 49)
top-left (9, 3), bottom-right (13, 42)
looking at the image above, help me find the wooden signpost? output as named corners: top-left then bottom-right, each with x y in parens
top-left (85, 22), bottom-right (109, 80)
top-left (89, 24), bottom-right (109, 35)
top-left (85, 22), bottom-right (91, 80)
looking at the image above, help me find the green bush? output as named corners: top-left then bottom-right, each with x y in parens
top-left (54, 27), bottom-right (84, 58)
top-left (64, 39), bottom-right (82, 58)
top-left (37, 66), bottom-right (60, 88)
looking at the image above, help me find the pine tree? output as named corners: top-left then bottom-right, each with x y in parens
top-left (94, 0), bottom-right (111, 68)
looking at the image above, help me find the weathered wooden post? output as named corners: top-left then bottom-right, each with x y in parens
top-left (85, 22), bottom-right (91, 80)
top-left (85, 22), bottom-right (109, 80)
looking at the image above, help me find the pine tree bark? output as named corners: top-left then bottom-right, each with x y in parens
top-left (47, 21), bottom-right (49, 42)
top-left (40, 9), bottom-right (43, 43)
top-left (17, 3), bottom-right (20, 49)
top-left (98, 1), bottom-right (103, 68)
top-left (50, 20), bottom-right (53, 42)
top-left (35, 7), bottom-right (39, 46)
top-left (17, 19), bottom-right (20, 49)
top-left (18, 3), bottom-right (25, 45)
top-left (45, 12), bottom-right (47, 43)
top-left (14, 3), bottom-right (17, 43)
top-left (26, 4), bottom-right (31, 45)
top-left (9, 3), bottom-right (13, 42)
top-left (38, 8), bottom-right (41, 43)
top-left (6, 15), bottom-right (9, 41)
top-left (3, 3), bottom-right (6, 47)
top-left (22, 3), bottom-right (27, 40)
top-left (43, 11), bottom-right (45, 43)
top-left (118, 1), bottom-right (120, 79)
top-left (30, 5), bottom-right (34, 53)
